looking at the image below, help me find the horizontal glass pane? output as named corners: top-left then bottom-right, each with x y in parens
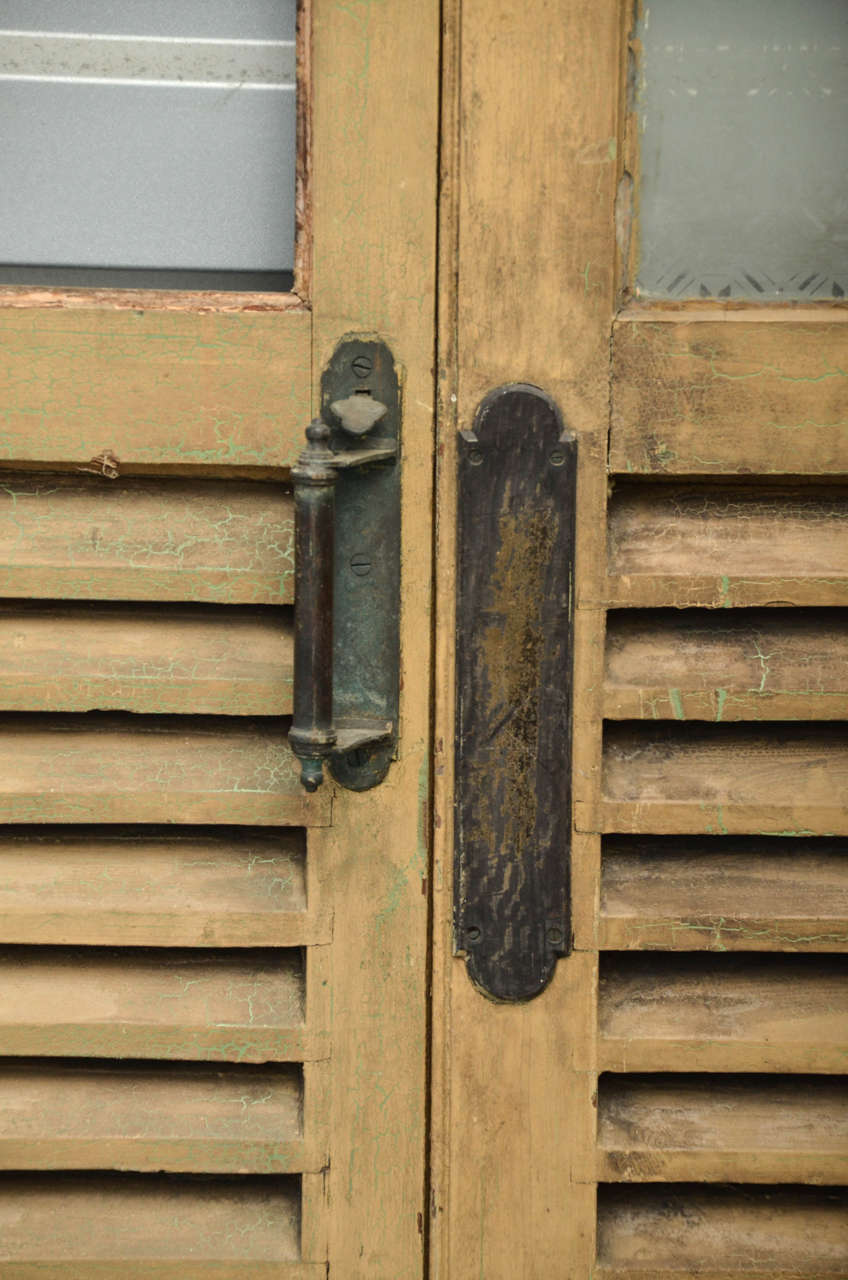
top-left (635, 0), bottom-right (848, 301)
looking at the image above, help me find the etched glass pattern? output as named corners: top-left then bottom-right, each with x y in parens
top-left (635, 0), bottom-right (848, 301)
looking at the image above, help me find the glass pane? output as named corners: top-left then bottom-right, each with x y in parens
top-left (0, 0), bottom-right (297, 289)
top-left (635, 0), bottom-right (848, 300)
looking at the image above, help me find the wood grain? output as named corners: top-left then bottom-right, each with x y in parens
top-left (599, 954), bottom-right (848, 1072)
top-left (598, 724), bottom-right (848, 836)
top-left (0, 947), bottom-right (315, 1062)
top-left (0, 1174), bottom-right (316, 1275)
top-left (606, 482), bottom-right (848, 609)
top-left (0, 474), bottom-right (294, 604)
top-left (0, 715), bottom-right (328, 827)
top-left (611, 319), bottom-right (848, 476)
top-left (597, 1075), bottom-right (848, 1184)
top-left (0, 1061), bottom-right (309, 1173)
top-left (600, 837), bottom-right (848, 952)
top-left (604, 609), bottom-right (848, 721)
top-left (0, 605), bottom-right (292, 715)
top-left (596, 1185), bottom-right (848, 1278)
top-left (0, 303), bottom-right (310, 471)
top-left (0, 828), bottom-right (327, 948)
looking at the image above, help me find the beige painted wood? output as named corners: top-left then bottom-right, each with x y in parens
top-left (0, 947), bottom-right (319, 1062)
top-left (596, 1186), bottom-right (848, 1279)
top-left (430, 1), bottom-right (622, 1277)
top-left (0, 716), bottom-right (327, 826)
top-left (0, 1062), bottom-right (310, 1174)
top-left (0, 606), bottom-right (292, 715)
top-left (597, 725), bottom-right (848, 836)
top-left (308, 1), bottom-right (439, 1275)
top-left (597, 1076), bottom-right (848, 1183)
top-left (0, 829), bottom-right (329, 948)
top-left (0, 1174), bottom-right (317, 1276)
top-left (604, 610), bottom-right (848, 721)
top-left (606, 482), bottom-right (848, 609)
top-left (0, 474), bottom-right (294, 604)
top-left (0, 300), bottom-right (310, 472)
top-left (600, 840), bottom-right (848, 952)
top-left (610, 317), bottom-right (848, 475)
top-left (599, 955), bottom-right (848, 1072)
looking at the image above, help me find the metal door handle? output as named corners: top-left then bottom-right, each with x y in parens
top-left (289, 339), bottom-right (401, 792)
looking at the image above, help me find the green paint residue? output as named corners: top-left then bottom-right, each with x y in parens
top-left (719, 575), bottom-right (731, 608)
top-left (715, 688), bottom-right (728, 722)
top-left (668, 688), bottom-right (685, 720)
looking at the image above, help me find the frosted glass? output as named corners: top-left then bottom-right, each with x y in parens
top-left (635, 0), bottom-right (848, 300)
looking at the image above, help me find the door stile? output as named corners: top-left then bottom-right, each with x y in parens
top-left (430, 1), bottom-right (624, 1276)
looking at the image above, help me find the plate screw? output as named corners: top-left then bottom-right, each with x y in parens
top-left (351, 355), bottom-right (372, 378)
top-left (549, 448), bottom-right (565, 466)
top-left (547, 925), bottom-right (565, 947)
top-left (465, 925), bottom-right (482, 945)
top-left (350, 552), bottom-right (371, 577)
top-left (469, 447), bottom-right (483, 466)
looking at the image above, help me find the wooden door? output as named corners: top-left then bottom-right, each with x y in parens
top-left (0, 4), bottom-right (438, 1276)
top-left (432, 2), bottom-right (848, 1277)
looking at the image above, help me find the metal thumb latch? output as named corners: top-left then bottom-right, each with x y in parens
top-left (289, 338), bottom-right (401, 792)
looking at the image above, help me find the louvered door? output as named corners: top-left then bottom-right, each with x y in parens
top-left (431, 2), bottom-right (848, 1276)
top-left (0, 3), bottom-right (438, 1276)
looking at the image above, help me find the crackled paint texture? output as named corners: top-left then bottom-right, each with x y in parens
top-left (611, 322), bottom-right (848, 475)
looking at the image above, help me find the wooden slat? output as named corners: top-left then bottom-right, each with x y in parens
top-left (600, 838), bottom-right (848, 952)
top-left (605, 483), bottom-right (848, 609)
top-left (597, 724), bottom-right (848, 836)
top-left (0, 1061), bottom-right (308, 1173)
top-left (599, 955), bottom-right (848, 1073)
top-left (597, 1076), bottom-right (848, 1184)
top-left (604, 610), bottom-right (848, 721)
top-left (596, 1185), bottom-right (848, 1279)
top-left (0, 828), bottom-right (327, 948)
top-left (0, 605), bottom-right (292, 715)
top-left (0, 473), bottom-right (293, 604)
top-left (0, 947), bottom-right (317, 1062)
top-left (610, 318), bottom-right (848, 477)
top-left (0, 1173), bottom-right (325, 1278)
top-left (0, 716), bottom-right (328, 826)
top-left (0, 300), bottom-right (310, 470)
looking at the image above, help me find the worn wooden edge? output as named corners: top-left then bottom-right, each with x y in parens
top-left (595, 802), bottom-right (848, 838)
top-left (0, 1028), bottom-right (328, 1064)
top-left (0, 1139), bottom-right (317, 1176)
top-left (0, 910), bottom-right (332, 950)
top-left (602, 575), bottom-right (848, 610)
top-left (596, 1149), bottom-right (848, 1185)
top-left (594, 1270), bottom-right (844, 1280)
top-left (0, 1266), bottom-right (326, 1280)
top-left (598, 916), bottom-right (848, 952)
top-left (597, 1040), bottom-right (848, 1074)
top-left (604, 687), bottom-right (848, 722)
top-left (616, 302), bottom-right (848, 323)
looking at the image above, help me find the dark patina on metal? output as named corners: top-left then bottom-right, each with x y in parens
top-left (289, 337), bottom-right (401, 792)
top-left (455, 384), bottom-right (576, 1002)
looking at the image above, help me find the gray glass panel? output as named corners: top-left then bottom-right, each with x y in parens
top-left (0, 0), bottom-right (297, 284)
top-left (635, 0), bottom-right (848, 300)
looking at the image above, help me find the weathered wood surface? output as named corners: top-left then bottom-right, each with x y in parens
top-left (597, 724), bottom-right (848, 836)
top-left (0, 1174), bottom-right (325, 1277)
top-left (0, 474), bottom-right (294, 604)
top-left (0, 716), bottom-right (328, 826)
top-left (0, 302), bottom-right (310, 471)
top-left (599, 954), bottom-right (848, 1072)
top-left (0, 829), bottom-right (327, 948)
top-left (606, 483), bottom-right (848, 608)
top-left (0, 1061), bottom-right (308, 1173)
top-left (596, 1185), bottom-right (848, 1279)
top-left (597, 1075), bottom-right (848, 1184)
top-left (0, 947), bottom-right (315, 1062)
top-left (610, 318), bottom-right (848, 475)
top-left (0, 605), bottom-right (292, 714)
top-left (600, 838), bottom-right (848, 951)
top-left (605, 610), bottom-right (848, 721)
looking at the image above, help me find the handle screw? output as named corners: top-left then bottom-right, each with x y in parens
top-left (352, 355), bottom-right (373, 378)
